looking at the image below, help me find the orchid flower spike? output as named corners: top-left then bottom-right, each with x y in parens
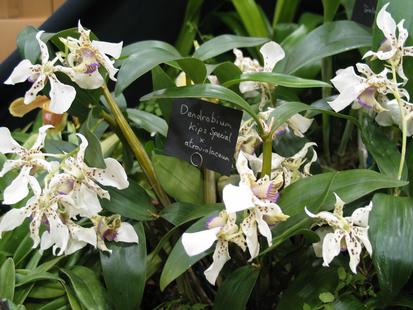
top-left (4, 31), bottom-right (76, 114)
top-left (0, 125), bottom-right (54, 204)
top-left (363, 3), bottom-right (413, 83)
top-left (57, 134), bottom-right (129, 218)
top-left (233, 41), bottom-right (285, 108)
top-left (223, 152), bottom-right (289, 260)
top-left (305, 194), bottom-right (373, 274)
top-left (182, 211), bottom-right (246, 285)
top-left (328, 63), bottom-right (400, 112)
top-left (59, 20), bottom-right (123, 89)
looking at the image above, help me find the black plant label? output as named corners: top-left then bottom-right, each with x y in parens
top-left (165, 99), bottom-right (242, 175)
top-left (352, 0), bottom-right (377, 27)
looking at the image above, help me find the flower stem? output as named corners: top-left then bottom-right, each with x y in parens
top-left (391, 63), bottom-right (407, 182)
top-left (101, 84), bottom-right (171, 207)
top-left (261, 134), bottom-right (273, 177)
top-left (321, 57), bottom-right (333, 163)
top-left (337, 109), bottom-right (356, 156)
top-left (203, 168), bottom-right (216, 204)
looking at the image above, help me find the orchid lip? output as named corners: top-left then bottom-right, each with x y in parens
top-left (85, 63), bottom-right (100, 74)
top-left (357, 97), bottom-right (373, 109)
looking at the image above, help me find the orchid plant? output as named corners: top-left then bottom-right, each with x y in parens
top-left (1, 1), bottom-right (413, 309)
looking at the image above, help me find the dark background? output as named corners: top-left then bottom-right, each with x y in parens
top-left (0, 0), bottom-right (323, 128)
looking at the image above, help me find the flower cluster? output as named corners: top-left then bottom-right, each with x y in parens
top-left (305, 194), bottom-right (373, 273)
top-left (0, 126), bottom-right (138, 256)
top-left (4, 21), bottom-right (122, 115)
top-left (328, 3), bottom-right (413, 135)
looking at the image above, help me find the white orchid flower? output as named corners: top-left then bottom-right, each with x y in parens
top-left (234, 41), bottom-right (285, 107)
top-left (223, 152), bottom-right (288, 259)
top-left (0, 175), bottom-right (70, 256)
top-left (58, 134), bottom-right (129, 218)
top-left (91, 215), bottom-right (139, 253)
top-left (363, 3), bottom-right (413, 82)
top-left (0, 125), bottom-right (54, 204)
top-left (245, 142), bottom-right (317, 187)
top-left (4, 31), bottom-right (76, 114)
top-left (59, 20), bottom-right (122, 89)
top-left (328, 63), bottom-right (396, 112)
top-left (305, 193), bottom-right (373, 274)
top-left (182, 211), bottom-right (246, 285)
top-left (376, 99), bottom-right (413, 136)
top-left (63, 220), bottom-right (97, 255)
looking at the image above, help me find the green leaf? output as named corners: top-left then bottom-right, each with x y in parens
top-left (0, 258), bottom-right (15, 300)
top-left (333, 295), bottom-right (365, 310)
top-left (127, 108), bottom-right (168, 137)
top-left (277, 265), bottom-right (338, 309)
top-left (273, 0), bottom-right (301, 26)
top-left (160, 202), bottom-right (223, 226)
top-left (17, 26), bottom-right (40, 63)
top-left (369, 194), bottom-right (413, 300)
top-left (322, 0), bottom-right (340, 22)
top-left (36, 296), bottom-right (68, 310)
top-left (262, 170), bottom-right (407, 256)
top-left (15, 272), bottom-right (63, 287)
top-left (223, 72), bottom-right (331, 88)
top-left (28, 281), bottom-right (65, 299)
top-left (100, 223), bottom-right (146, 310)
top-left (193, 35), bottom-right (269, 60)
top-left (61, 266), bottom-right (106, 310)
top-left (115, 47), bottom-right (181, 94)
top-left (213, 265), bottom-right (260, 310)
top-left (13, 234), bottom-right (34, 266)
top-left (280, 21), bottom-right (371, 74)
top-left (140, 84), bottom-right (261, 126)
top-left (101, 179), bottom-right (157, 221)
top-left (159, 214), bottom-right (216, 291)
top-left (209, 62), bottom-right (242, 85)
top-left (121, 40), bottom-right (179, 58)
top-left (153, 155), bottom-right (203, 204)
top-left (176, 57), bottom-right (207, 83)
top-left (151, 66), bottom-right (176, 121)
top-left (231, 0), bottom-right (270, 37)
top-left (319, 292), bottom-right (335, 303)
top-left (361, 117), bottom-right (407, 180)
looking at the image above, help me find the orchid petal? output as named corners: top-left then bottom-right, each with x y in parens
top-left (322, 230), bottom-right (344, 267)
top-left (241, 212), bottom-right (259, 260)
top-left (48, 75), bottom-right (76, 114)
top-left (0, 160), bottom-right (24, 177)
top-left (255, 208), bottom-right (273, 246)
top-left (36, 31), bottom-right (49, 64)
top-left (353, 226), bottom-right (372, 256)
top-left (223, 184), bottom-right (255, 213)
top-left (182, 227), bottom-right (220, 256)
top-left (114, 222), bottom-right (139, 244)
top-left (90, 158), bottom-right (129, 189)
top-left (376, 3), bottom-right (397, 46)
top-left (333, 193), bottom-right (345, 217)
top-left (348, 201), bottom-right (372, 227)
top-left (32, 125), bottom-right (53, 151)
top-left (65, 225), bottom-right (96, 255)
top-left (345, 232), bottom-right (362, 273)
top-left (287, 114), bottom-right (313, 137)
top-left (92, 40), bottom-right (123, 59)
top-left (3, 166), bottom-right (32, 204)
top-left (24, 74), bottom-right (46, 104)
top-left (0, 127), bottom-right (23, 154)
top-left (73, 183), bottom-right (102, 217)
top-left (76, 133), bottom-right (88, 162)
top-left (46, 211), bottom-right (70, 256)
top-left (0, 206), bottom-right (28, 237)
top-left (259, 41), bottom-right (285, 72)
top-left (204, 240), bottom-right (230, 285)
top-left (96, 52), bottom-right (119, 81)
top-left (4, 59), bottom-right (34, 85)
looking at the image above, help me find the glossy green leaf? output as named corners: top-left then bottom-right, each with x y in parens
top-left (36, 296), bottom-right (68, 310)
top-left (322, 0), bottom-right (340, 22)
top-left (17, 26), bottom-right (40, 63)
top-left (28, 281), bottom-right (65, 299)
top-left (369, 194), bottom-right (413, 300)
top-left (63, 284), bottom-right (82, 310)
top-left (273, 0), bottom-right (301, 26)
top-left (115, 47), bottom-right (181, 94)
top-left (361, 117), bottom-right (407, 180)
top-left (333, 295), bottom-right (365, 310)
top-left (280, 21), bottom-right (371, 74)
top-left (151, 66), bottom-right (176, 120)
top-left (13, 234), bottom-right (34, 266)
top-left (160, 202), bottom-right (223, 226)
top-left (15, 272), bottom-right (62, 287)
top-left (159, 214), bottom-right (216, 291)
top-left (140, 84), bottom-right (261, 126)
top-left (223, 72), bottom-right (331, 89)
top-left (121, 40), bottom-right (179, 58)
top-left (101, 179), bottom-right (157, 221)
top-left (231, 0), bottom-right (270, 37)
top-left (61, 266), bottom-right (106, 310)
top-left (213, 265), bottom-right (260, 310)
top-left (127, 108), bottom-right (168, 137)
top-left (100, 223), bottom-right (146, 310)
top-left (277, 265), bottom-right (338, 309)
top-left (193, 35), bottom-right (269, 60)
top-left (153, 155), bottom-right (203, 204)
top-left (209, 62), bottom-right (242, 85)
top-left (262, 170), bottom-right (407, 255)
top-left (176, 57), bottom-right (207, 83)
top-left (0, 258), bottom-right (15, 300)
